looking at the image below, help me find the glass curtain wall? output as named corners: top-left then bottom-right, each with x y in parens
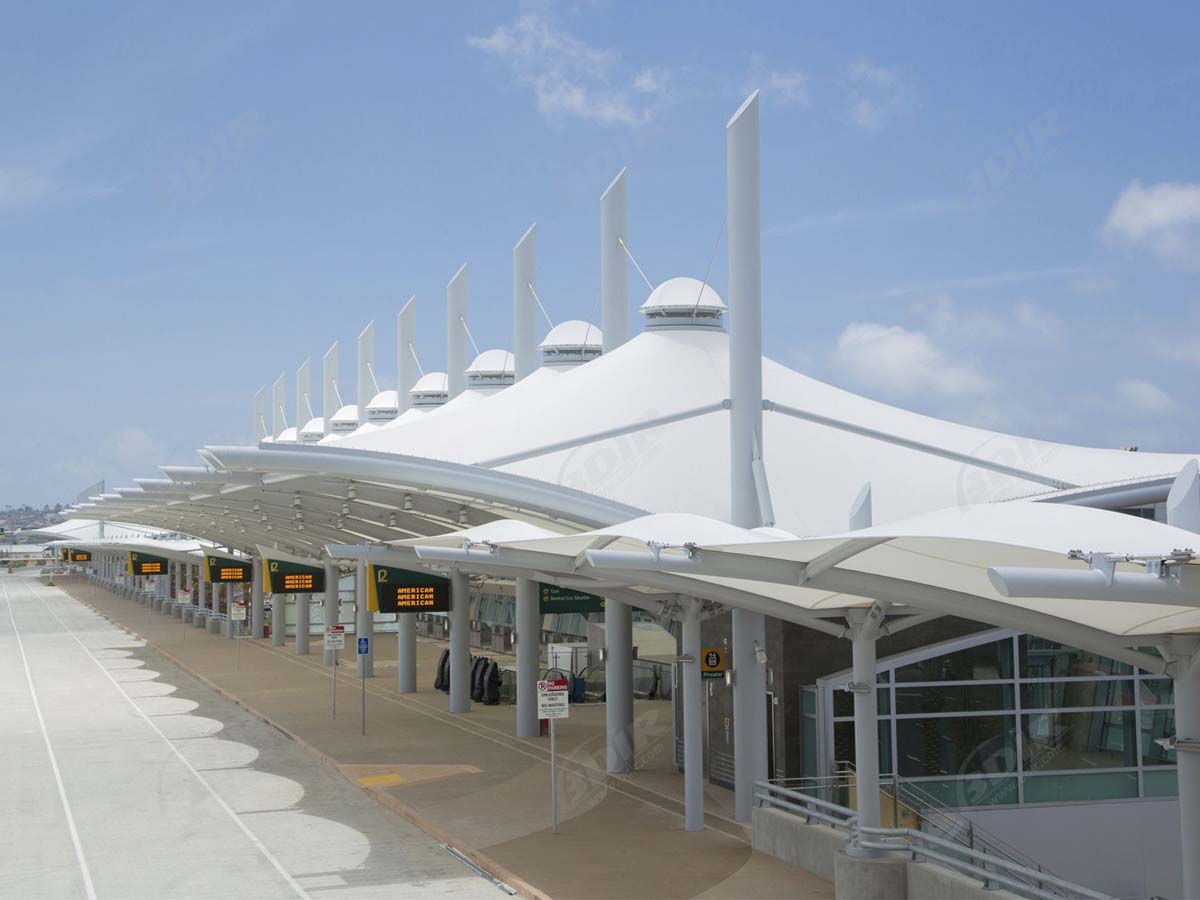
top-left (820, 629), bottom-right (1178, 808)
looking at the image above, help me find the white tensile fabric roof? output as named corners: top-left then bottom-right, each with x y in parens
top-left (23, 518), bottom-right (174, 542)
top-left (327, 323), bottom-right (1192, 536)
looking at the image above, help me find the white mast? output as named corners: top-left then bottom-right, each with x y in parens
top-left (513, 224), bottom-right (537, 380)
top-left (727, 90), bottom-right (769, 823)
top-left (271, 373), bottom-right (287, 439)
top-left (322, 342), bottom-right (339, 437)
top-left (296, 358), bottom-right (312, 435)
top-left (447, 264), bottom-right (468, 398)
top-left (356, 321), bottom-right (375, 429)
top-left (600, 169), bottom-right (628, 353)
top-left (397, 297), bottom-right (417, 415)
top-left (253, 386), bottom-right (267, 442)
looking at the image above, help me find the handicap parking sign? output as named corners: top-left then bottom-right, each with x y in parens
top-left (357, 637), bottom-right (369, 655)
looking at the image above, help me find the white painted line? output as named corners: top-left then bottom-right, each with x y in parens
top-left (1, 580), bottom-right (98, 900)
top-left (25, 579), bottom-right (311, 900)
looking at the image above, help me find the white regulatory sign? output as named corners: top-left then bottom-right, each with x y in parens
top-left (536, 678), bottom-right (570, 720)
top-left (231, 602), bottom-right (247, 621)
top-left (324, 625), bottom-right (346, 650)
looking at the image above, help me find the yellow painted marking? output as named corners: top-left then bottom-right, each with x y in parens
top-left (358, 773), bottom-right (406, 788)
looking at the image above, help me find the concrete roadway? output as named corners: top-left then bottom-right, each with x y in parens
top-left (0, 572), bottom-right (503, 900)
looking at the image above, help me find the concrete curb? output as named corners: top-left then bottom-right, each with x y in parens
top-left (72, 591), bottom-right (552, 900)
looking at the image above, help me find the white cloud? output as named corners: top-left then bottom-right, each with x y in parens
top-left (1070, 275), bottom-right (1117, 295)
top-left (1154, 337), bottom-right (1200, 364)
top-left (0, 168), bottom-right (56, 212)
top-left (832, 321), bottom-right (992, 398)
top-left (907, 293), bottom-right (1059, 341)
top-left (1115, 378), bottom-right (1176, 414)
top-left (766, 195), bottom-right (967, 237)
top-left (1013, 301), bottom-right (1061, 338)
top-left (763, 68), bottom-right (809, 107)
top-left (846, 59), bottom-right (914, 132)
top-left (1104, 179), bottom-right (1200, 270)
top-left (467, 13), bottom-right (651, 127)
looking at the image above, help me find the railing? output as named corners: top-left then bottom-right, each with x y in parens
top-left (853, 825), bottom-right (1113, 900)
top-left (753, 779), bottom-right (1114, 900)
top-left (753, 781), bottom-right (858, 830)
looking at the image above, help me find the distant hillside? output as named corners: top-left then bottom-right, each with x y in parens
top-left (2, 504), bottom-right (65, 538)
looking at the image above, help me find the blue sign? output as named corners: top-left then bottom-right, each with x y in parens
top-left (357, 637), bottom-right (369, 655)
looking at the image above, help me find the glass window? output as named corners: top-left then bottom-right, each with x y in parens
top-left (834, 721), bottom-right (893, 775)
top-left (895, 638), bottom-right (1014, 683)
top-left (1019, 636), bottom-right (1131, 678)
top-left (1139, 678), bottom-right (1173, 706)
top-left (1020, 680), bottom-right (1133, 710)
top-left (1021, 711), bottom-right (1136, 771)
top-left (833, 687), bottom-right (890, 718)
top-left (1143, 769), bottom-right (1179, 798)
top-left (904, 777), bottom-right (1018, 808)
top-left (896, 715), bottom-right (1016, 777)
top-left (1024, 771), bottom-right (1138, 804)
top-left (1141, 709), bottom-right (1176, 766)
top-left (896, 684), bottom-right (1013, 714)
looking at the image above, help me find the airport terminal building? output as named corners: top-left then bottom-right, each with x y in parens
top-left (48, 94), bottom-right (1200, 900)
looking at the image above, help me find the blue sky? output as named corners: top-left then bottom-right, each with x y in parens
top-left (3, 1), bottom-right (1198, 505)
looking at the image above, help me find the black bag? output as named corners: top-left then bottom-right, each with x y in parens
top-left (434, 648), bottom-right (450, 691)
top-left (483, 660), bottom-right (501, 705)
top-left (471, 656), bottom-right (488, 702)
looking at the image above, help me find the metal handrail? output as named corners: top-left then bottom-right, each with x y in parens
top-left (753, 781), bottom-right (857, 830)
top-left (854, 825), bottom-right (1113, 900)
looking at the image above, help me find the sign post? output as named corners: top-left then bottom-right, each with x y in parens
top-left (537, 678), bottom-right (570, 833)
top-left (325, 625), bottom-right (345, 718)
top-left (357, 637), bottom-right (370, 735)
top-left (232, 600), bottom-right (247, 671)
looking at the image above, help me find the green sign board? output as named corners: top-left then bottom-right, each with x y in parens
top-left (128, 551), bottom-right (169, 576)
top-left (369, 564), bottom-right (450, 613)
top-left (539, 582), bottom-right (605, 614)
top-left (207, 555), bottom-right (252, 584)
top-left (264, 557), bottom-right (325, 594)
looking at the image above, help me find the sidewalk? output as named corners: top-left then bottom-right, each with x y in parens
top-left (64, 577), bottom-right (832, 900)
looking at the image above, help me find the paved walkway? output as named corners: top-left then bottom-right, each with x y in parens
top-left (1, 572), bottom-right (505, 900)
top-left (57, 573), bottom-right (834, 900)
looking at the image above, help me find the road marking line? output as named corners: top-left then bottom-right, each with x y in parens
top-left (24, 578), bottom-right (311, 900)
top-left (1, 580), bottom-right (98, 900)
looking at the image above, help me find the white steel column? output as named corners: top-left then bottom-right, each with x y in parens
top-left (449, 569), bottom-right (471, 713)
top-left (251, 558), bottom-right (264, 639)
top-left (322, 342), bottom-right (339, 438)
top-left (515, 577), bottom-right (539, 737)
top-left (728, 90), bottom-right (770, 822)
top-left (1173, 636), bottom-right (1200, 899)
top-left (848, 608), bottom-right (883, 850)
top-left (356, 321), bottom-right (374, 429)
top-left (355, 558), bottom-right (373, 677)
top-left (447, 264), bottom-right (468, 399)
top-left (271, 586), bottom-right (285, 646)
top-left (513, 224), bottom-right (537, 380)
top-left (600, 169), bottom-right (628, 352)
top-left (294, 593), bottom-right (309, 655)
top-left (605, 598), bottom-right (635, 772)
top-left (174, 561), bottom-right (182, 606)
top-left (397, 612), bottom-right (416, 694)
top-left (682, 601), bottom-right (704, 831)
top-left (323, 560), bottom-right (339, 665)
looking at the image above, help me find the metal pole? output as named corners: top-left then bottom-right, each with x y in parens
top-left (361, 658), bottom-right (366, 736)
top-left (1173, 636), bottom-right (1200, 900)
top-left (848, 609), bottom-right (882, 854)
top-left (605, 597), bottom-right (634, 772)
top-left (448, 569), bottom-right (471, 713)
top-left (397, 612), bottom-right (416, 694)
top-left (332, 647), bottom-right (337, 719)
top-left (251, 557), bottom-right (264, 639)
top-left (295, 593), bottom-right (310, 655)
top-left (323, 560), bottom-right (338, 665)
top-left (271, 587), bottom-right (285, 647)
top-left (355, 559), bottom-right (373, 677)
top-left (516, 577), bottom-right (539, 736)
top-left (550, 717), bottom-right (558, 834)
top-left (682, 600), bottom-right (704, 831)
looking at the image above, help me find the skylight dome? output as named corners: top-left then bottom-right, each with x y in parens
top-left (639, 277), bottom-right (726, 329)
top-left (538, 320), bottom-right (603, 365)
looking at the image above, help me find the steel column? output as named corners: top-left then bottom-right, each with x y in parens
top-left (271, 587), bottom-right (285, 646)
top-left (355, 558), bottom-right (373, 677)
top-left (1174, 637), bottom-right (1200, 899)
top-left (849, 609), bottom-right (882, 849)
top-left (605, 597), bottom-right (635, 772)
top-left (515, 577), bottom-right (539, 737)
top-left (682, 601), bottom-right (704, 831)
top-left (397, 612), bottom-right (416, 694)
top-left (251, 557), bottom-right (264, 639)
top-left (324, 560), bottom-right (339, 665)
top-left (449, 570), bottom-right (470, 713)
top-left (295, 593), bottom-right (309, 655)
